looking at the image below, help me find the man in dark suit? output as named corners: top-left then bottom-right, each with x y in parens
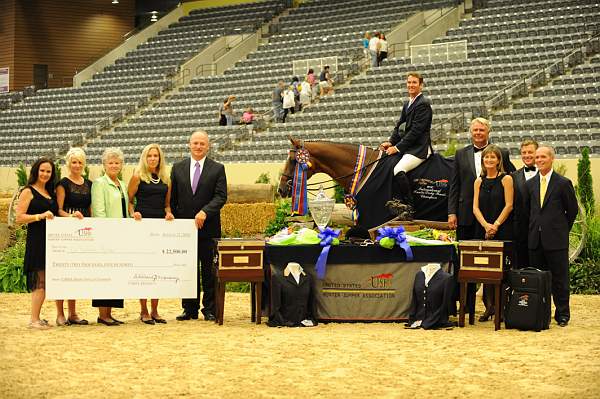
top-left (447, 118), bottom-right (515, 316)
top-left (171, 130), bottom-right (227, 321)
top-left (511, 139), bottom-right (539, 268)
top-left (380, 72), bottom-right (433, 207)
top-left (524, 146), bottom-right (578, 327)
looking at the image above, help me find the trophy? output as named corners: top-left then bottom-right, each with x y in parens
top-left (309, 186), bottom-right (335, 229)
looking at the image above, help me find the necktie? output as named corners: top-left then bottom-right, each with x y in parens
top-left (524, 166), bottom-right (536, 172)
top-left (540, 175), bottom-right (547, 207)
top-left (192, 161), bottom-right (201, 194)
top-left (473, 145), bottom-right (487, 153)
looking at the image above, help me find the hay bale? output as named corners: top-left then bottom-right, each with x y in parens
top-left (221, 202), bottom-right (275, 237)
top-left (0, 197), bottom-right (11, 225)
top-left (227, 184), bottom-right (274, 203)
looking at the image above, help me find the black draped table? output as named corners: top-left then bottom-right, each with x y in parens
top-left (264, 244), bottom-right (456, 322)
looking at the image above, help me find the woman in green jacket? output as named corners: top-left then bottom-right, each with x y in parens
top-left (91, 148), bottom-right (129, 325)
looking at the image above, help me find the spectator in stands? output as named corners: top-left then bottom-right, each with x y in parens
top-left (241, 107), bottom-right (255, 124)
top-left (128, 143), bottom-right (173, 325)
top-left (511, 139), bottom-right (539, 268)
top-left (306, 68), bottom-right (316, 87)
top-left (368, 31), bottom-right (380, 67)
top-left (91, 148), bottom-right (128, 326)
top-left (291, 76), bottom-right (301, 111)
top-left (524, 145), bottom-right (578, 327)
top-left (447, 118), bottom-right (515, 316)
top-left (362, 32), bottom-right (371, 60)
top-left (55, 148), bottom-right (91, 326)
top-left (272, 80), bottom-right (285, 123)
top-left (300, 76), bottom-right (312, 107)
top-left (221, 95), bottom-right (236, 126)
top-left (171, 130), bottom-right (227, 322)
top-left (16, 157), bottom-right (57, 330)
top-left (282, 84), bottom-right (296, 122)
top-left (472, 144), bottom-right (514, 321)
top-left (319, 65), bottom-right (334, 96)
top-left (378, 33), bottom-right (388, 66)
top-left (379, 72), bottom-right (432, 208)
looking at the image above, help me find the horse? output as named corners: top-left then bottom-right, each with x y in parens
top-left (278, 137), bottom-right (453, 229)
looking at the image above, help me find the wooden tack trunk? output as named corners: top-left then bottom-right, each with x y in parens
top-left (217, 239), bottom-right (265, 280)
top-left (458, 240), bottom-right (512, 281)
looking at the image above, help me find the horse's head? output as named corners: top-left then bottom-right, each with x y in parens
top-left (278, 137), bottom-right (317, 197)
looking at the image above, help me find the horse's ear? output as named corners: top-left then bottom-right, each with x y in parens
top-left (289, 136), bottom-right (300, 148)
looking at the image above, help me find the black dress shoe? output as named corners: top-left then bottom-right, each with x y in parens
top-left (68, 318), bottom-right (89, 325)
top-left (110, 317), bottom-right (124, 324)
top-left (97, 317), bottom-right (119, 326)
top-left (140, 316), bottom-right (155, 325)
top-left (203, 313), bottom-right (216, 321)
top-left (152, 316), bottom-right (167, 324)
top-left (176, 311), bottom-right (198, 321)
top-left (558, 319), bottom-right (569, 327)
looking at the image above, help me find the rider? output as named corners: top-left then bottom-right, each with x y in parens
top-left (379, 72), bottom-right (432, 208)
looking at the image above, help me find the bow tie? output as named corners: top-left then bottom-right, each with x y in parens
top-left (473, 145), bottom-right (487, 153)
top-left (524, 166), bottom-right (536, 172)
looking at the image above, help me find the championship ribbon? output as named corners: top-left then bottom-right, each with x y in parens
top-left (291, 148), bottom-right (310, 215)
top-left (315, 227), bottom-right (340, 279)
top-left (344, 145), bottom-right (368, 223)
top-left (376, 226), bottom-right (413, 261)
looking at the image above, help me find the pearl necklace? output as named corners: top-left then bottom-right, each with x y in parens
top-left (150, 174), bottom-right (161, 184)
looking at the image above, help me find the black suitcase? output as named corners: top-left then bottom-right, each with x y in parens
top-left (505, 267), bottom-right (552, 331)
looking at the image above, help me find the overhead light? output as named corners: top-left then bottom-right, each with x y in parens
top-left (112, 0), bottom-right (119, 4)
top-left (151, 11), bottom-right (158, 22)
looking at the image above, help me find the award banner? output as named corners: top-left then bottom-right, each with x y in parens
top-left (46, 218), bottom-right (197, 299)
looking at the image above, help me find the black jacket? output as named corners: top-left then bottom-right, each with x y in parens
top-left (268, 271), bottom-right (318, 327)
top-left (388, 94), bottom-right (433, 159)
top-left (408, 269), bottom-right (454, 329)
top-left (524, 171), bottom-right (578, 251)
top-left (170, 157), bottom-right (227, 238)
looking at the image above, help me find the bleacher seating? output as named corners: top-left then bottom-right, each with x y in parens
top-left (0, 1), bottom-right (284, 166)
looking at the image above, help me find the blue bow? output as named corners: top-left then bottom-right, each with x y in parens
top-left (315, 227), bottom-right (340, 279)
top-left (376, 226), bottom-right (413, 261)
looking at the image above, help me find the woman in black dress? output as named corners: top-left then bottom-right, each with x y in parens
top-left (15, 157), bottom-right (58, 330)
top-left (55, 148), bottom-right (92, 326)
top-left (473, 144), bottom-right (514, 322)
top-left (128, 143), bottom-right (173, 325)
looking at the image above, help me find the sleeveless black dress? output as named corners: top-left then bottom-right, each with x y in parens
top-left (134, 176), bottom-right (167, 218)
top-left (23, 186), bottom-right (58, 291)
top-left (474, 173), bottom-right (513, 240)
top-left (58, 177), bottom-right (92, 216)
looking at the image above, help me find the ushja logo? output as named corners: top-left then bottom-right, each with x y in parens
top-left (368, 273), bottom-right (393, 289)
top-left (76, 227), bottom-right (93, 237)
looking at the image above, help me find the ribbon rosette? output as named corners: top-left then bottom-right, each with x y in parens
top-left (315, 227), bottom-right (340, 279)
top-left (376, 226), bottom-right (413, 261)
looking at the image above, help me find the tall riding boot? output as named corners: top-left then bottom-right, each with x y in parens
top-left (393, 171), bottom-right (414, 208)
top-left (479, 284), bottom-right (495, 322)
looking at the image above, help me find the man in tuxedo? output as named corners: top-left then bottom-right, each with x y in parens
top-left (511, 139), bottom-right (539, 268)
top-left (524, 146), bottom-right (578, 327)
top-left (171, 130), bottom-right (227, 321)
top-left (380, 72), bottom-right (433, 207)
top-left (447, 118), bottom-right (515, 315)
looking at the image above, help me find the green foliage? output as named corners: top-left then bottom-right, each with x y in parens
top-left (577, 147), bottom-right (595, 217)
top-left (83, 165), bottom-right (90, 181)
top-left (570, 258), bottom-right (600, 294)
top-left (16, 163), bottom-right (27, 187)
top-left (0, 227), bottom-right (28, 293)
top-left (255, 172), bottom-right (271, 184)
top-left (55, 159), bottom-right (62, 182)
top-left (443, 140), bottom-right (458, 157)
top-left (264, 199), bottom-right (291, 237)
top-left (226, 282), bottom-right (250, 293)
top-left (333, 184), bottom-right (345, 203)
top-left (570, 215), bottom-right (600, 294)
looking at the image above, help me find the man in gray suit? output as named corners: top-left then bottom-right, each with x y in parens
top-left (170, 130), bottom-right (227, 321)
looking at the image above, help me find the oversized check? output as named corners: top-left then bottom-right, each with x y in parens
top-left (46, 218), bottom-right (197, 299)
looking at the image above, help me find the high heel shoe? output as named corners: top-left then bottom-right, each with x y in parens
top-left (140, 316), bottom-right (155, 325)
top-left (56, 318), bottom-right (71, 327)
top-left (478, 308), bottom-right (495, 322)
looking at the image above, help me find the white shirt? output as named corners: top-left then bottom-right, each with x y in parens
top-left (407, 92), bottom-right (422, 109)
top-left (473, 145), bottom-right (487, 177)
top-left (524, 166), bottom-right (538, 181)
top-left (368, 37), bottom-right (379, 52)
top-left (189, 156), bottom-right (206, 190)
top-left (379, 39), bottom-right (388, 52)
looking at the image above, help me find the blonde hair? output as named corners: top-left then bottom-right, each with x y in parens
top-left (479, 144), bottom-right (505, 177)
top-left (470, 117), bottom-right (491, 132)
top-left (65, 147), bottom-right (86, 169)
top-left (136, 143), bottom-right (170, 184)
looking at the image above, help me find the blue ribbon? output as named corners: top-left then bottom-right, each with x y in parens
top-left (376, 226), bottom-right (413, 261)
top-left (291, 160), bottom-right (308, 215)
top-left (315, 227), bottom-right (340, 279)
